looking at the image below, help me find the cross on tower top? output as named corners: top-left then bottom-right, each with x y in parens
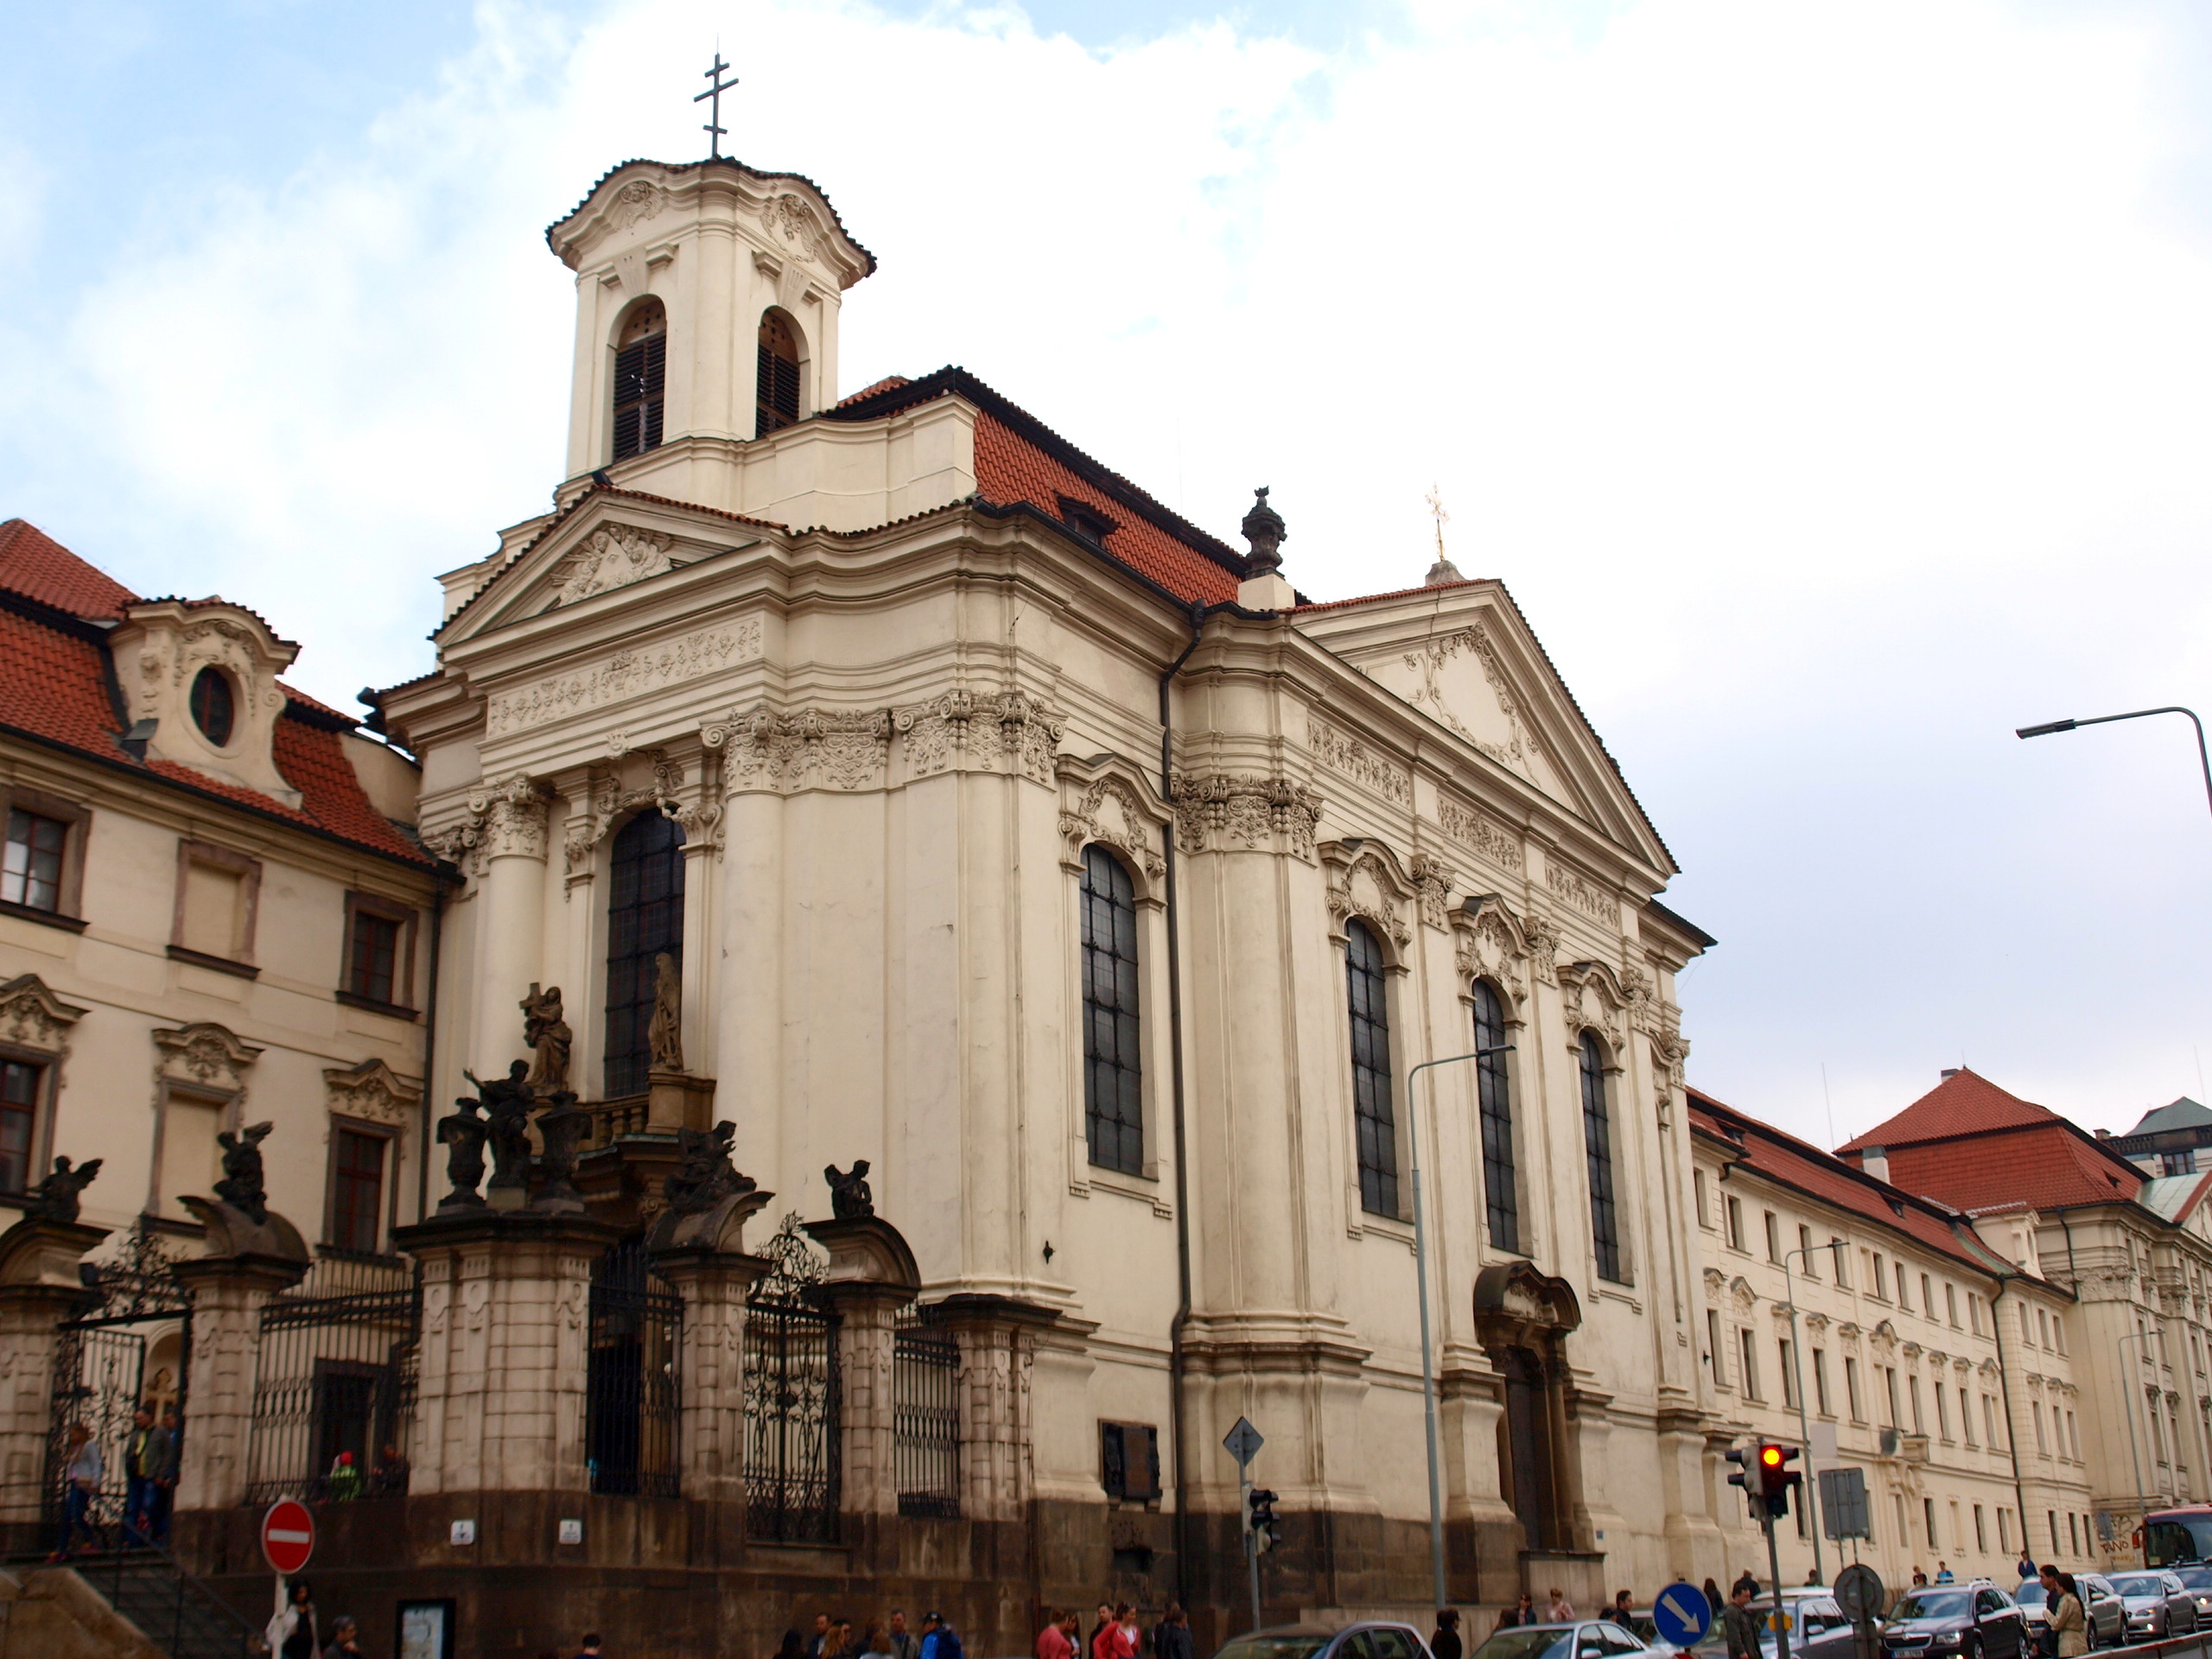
top-left (1423, 484), bottom-right (1465, 587)
top-left (695, 53), bottom-right (739, 159)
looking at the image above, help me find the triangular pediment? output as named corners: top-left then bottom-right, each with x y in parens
top-left (437, 491), bottom-right (782, 645)
top-left (1296, 582), bottom-right (1673, 875)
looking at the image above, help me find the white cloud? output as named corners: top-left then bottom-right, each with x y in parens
top-left (7, 0), bottom-right (2212, 1142)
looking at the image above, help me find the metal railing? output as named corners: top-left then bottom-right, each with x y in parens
top-left (893, 1308), bottom-right (961, 1519)
top-left (242, 1251), bottom-right (418, 1506)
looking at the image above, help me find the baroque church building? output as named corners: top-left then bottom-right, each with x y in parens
top-left (0, 143), bottom-right (1738, 1657)
top-left (371, 148), bottom-right (1723, 1645)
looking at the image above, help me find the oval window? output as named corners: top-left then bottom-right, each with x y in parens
top-left (189, 666), bottom-right (236, 746)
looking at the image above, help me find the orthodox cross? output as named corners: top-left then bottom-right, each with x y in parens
top-left (1426, 484), bottom-right (1450, 561)
top-left (696, 53), bottom-right (738, 159)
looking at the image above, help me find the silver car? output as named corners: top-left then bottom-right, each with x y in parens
top-left (2105, 1570), bottom-right (2199, 1640)
top-left (2012, 1577), bottom-right (2126, 1652)
top-left (1471, 1622), bottom-right (1662, 1659)
top-left (1213, 1624), bottom-right (1437, 1659)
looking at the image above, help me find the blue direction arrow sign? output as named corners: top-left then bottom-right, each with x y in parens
top-left (1652, 1583), bottom-right (1714, 1649)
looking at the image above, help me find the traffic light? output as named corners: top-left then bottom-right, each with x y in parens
top-left (1247, 1488), bottom-right (1279, 1554)
top-left (1725, 1446), bottom-right (1753, 1511)
top-left (1756, 1443), bottom-right (1802, 1521)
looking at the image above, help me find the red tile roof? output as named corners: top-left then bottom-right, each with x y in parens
top-left (0, 522), bottom-right (429, 868)
top-left (0, 518), bottom-right (137, 619)
top-left (1688, 1089), bottom-right (2008, 1274)
top-left (1839, 1068), bottom-right (2059, 1152)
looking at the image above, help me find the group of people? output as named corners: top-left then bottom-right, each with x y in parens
top-left (1036, 1602), bottom-right (1196, 1659)
top-left (48, 1403), bottom-right (181, 1561)
top-left (265, 1579), bottom-right (366, 1659)
top-left (783, 1607), bottom-right (967, 1659)
top-left (1491, 1588), bottom-right (1592, 1630)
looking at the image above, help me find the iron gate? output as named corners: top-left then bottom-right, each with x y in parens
top-left (743, 1214), bottom-right (840, 1542)
top-left (893, 1306), bottom-right (961, 1518)
top-left (45, 1224), bottom-right (193, 1548)
top-left (587, 1235), bottom-right (682, 1497)
top-left (244, 1251), bottom-right (420, 1503)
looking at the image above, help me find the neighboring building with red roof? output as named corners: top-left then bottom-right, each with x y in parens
top-left (1687, 1086), bottom-right (2093, 1585)
top-left (1836, 1068), bottom-right (2212, 1559)
top-left (345, 149), bottom-right (1719, 1645)
top-left (0, 520), bottom-right (437, 1395)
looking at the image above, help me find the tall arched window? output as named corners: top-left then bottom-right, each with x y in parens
top-left (756, 311), bottom-right (801, 435)
top-left (1346, 920), bottom-right (1397, 1217)
top-left (604, 811), bottom-right (685, 1096)
top-left (612, 302), bottom-right (666, 461)
top-left (1473, 979), bottom-right (1518, 1251)
top-left (1580, 1030), bottom-right (1623, 1282)
top-left (1080, 844), bottom-right (1142, 1175)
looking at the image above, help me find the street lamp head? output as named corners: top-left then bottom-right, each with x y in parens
top-left (2016, 719), bottom-right (2078, 739)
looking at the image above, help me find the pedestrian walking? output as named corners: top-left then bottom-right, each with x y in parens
top-left (2041, 1567), bottom-right (2086, 1659)
top-left (1703, 1581), bottom-right (1725, 1617)
top-left (324, 1613), bottom-right (365, 1657)
top-left (924, 1611), bottom-right (966, 1659)
top-left (811, 1613), bottom-right (835, 1659)
top-left (1545, 1589), bottom-right (1575, 1622)
top-left (267, 1580), bottom-right (321, 1659)
top-left (152, 1406), bottom-right (181, 1543)
top-left (1910, 1569), bottom-right (1928, 1589)
top-left (2018, 1553), bottom-right (2037, 1585)
top-left (1039, 1610), bottom-right (1076, 1659)
top-left (48, 1421), bottom-right (101, 1561)
top-left (1153, 1604), bottom-right (1192, 1659)
top-left (124, 1404), bottom-right (165, 1547)
top-left (1722, 1585), bottom-right (1760, 1659)
top-left (1114, 1605), bottom-right (1140, 1659)
top-left (575, 1635), bottom-right (605, 1659)
top-left (1430, 1610), bottom-right (1463, 1659)
top-left (890, 1611), bottom-right (919, 1659)
top-left (1498, 1593), bottom-right (1538, 1630)
top-left (1732, 1571), bottom-right (1759, 1600)
top-left (861, 1622), bottom-right (893, 1658)
top-left (1606, 1592), bottom-right (1635, 1629)
top-left (1088, 1605), bottom-right (1114, 1659)
top-left (1935, 1562), bottom-right (1955, 1585)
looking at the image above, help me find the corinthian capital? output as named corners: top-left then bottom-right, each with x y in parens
top-left (467, 773), bottom-right (553, 861)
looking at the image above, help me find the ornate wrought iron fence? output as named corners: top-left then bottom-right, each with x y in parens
top-left (45, 1223), bottom-right (194, 1549)
top-left (243, 1250), bottom-right (419, 1504)
top-left (587, 1235), bottom-right (682, 1497)
top-left (743, 1214), bottom-right (841, 1542)
top-left (893, 1306), bottom-right (961, 1518)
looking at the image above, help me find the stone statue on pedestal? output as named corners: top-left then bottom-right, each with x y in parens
top-left (435, 1096), bottom-right (491, 1211)
top-left (27, 1154), bottom-right (100, 1224)
top-left (213, 1122), bottom-right (274, 1224)
top-left (467, 1061), bottom-right (538, 1193)
top-left (520, 983), bottom-right (572, 1092)
top-left (531, 1091), bottom-right (589, 1215)
top-left (667, 1121), bottom-right (753, 1216)
top-left (647, 952), bottom-right (683, 1071)
top-left (824, 1160), bottom-right (874, 1221)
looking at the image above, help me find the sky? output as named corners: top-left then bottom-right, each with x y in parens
top-left (4, 0), bottom-right (2212, 1152)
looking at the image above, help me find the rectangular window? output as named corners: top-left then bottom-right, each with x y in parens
top-left (1832, 1237), bottom-right (1849, 1287)
top-left (1974, 1504), bottom-right (1986, 1551)
top-left (1764, 1211), bottom-right (1780, 1263)
top-left (156, 1087), bottom-right (225, 1223)
top-left (1961, 1388), bottom-right (1976, 1446)
top-left (1984, 1393), bottom-right (2000, 1450)
top-left (2050, 1511), bottom-right (2059, 1554)
top-left (1922, 1273), bottom-right (1934, 1315)
top-left (1872, 1251), bottom-right (1887, 1298)
top-left (1908, 1373), bottom-right (1923, 1433)
top-left (171, 840), bottom-right (259, 967)
top-left (1779, 1339), bottom-right (1796, 1408)
top-left (1726, 1194), bottom-right (1744, 1250)
top-left (2021, 1304), bottom-right (2036, 1348)
top-left (1947, 1282), bottom-right (1959, 1325)
top-left (350, 911), bottom-right (400, 1005)
top-left (2033, 1402), bottom-right (2048, 1453)
top-left (2069, 1513), bottom-right (2080, 1554)
top-left (1969, 1294), bottom-right (1983, 1335)
top-left (1936, 1382), bottom-right (1951, 1440)
top-left (1098, 1421), bottom-right (1160, 1502)
top-left (1812, 1348), bottom-right (1831, 1415)
top-left (1739, 1328), bottom-right (1760, 1400)
top-left (1080, 847), bottom-right (1145, 1177)
top-left (1345, 922), bottom-right (1398, 1217)
top-left (2054, 1313), bottom-right (2065, 1355)
top-left (329, 1126), bottom-right (387, 1254)
top-left (2068, 1411), bottom-right (2080, 1459)
top-left (1895, 1261), bottom-right (1909, 1306)
top-left (1800, 1224), bottom-right (1817, 1277)
top-left (1708, 1309), bottom-right (1726, 1387)
top-left (1845, 1356), bottom-right (1863, 1421)
top-left (1694, 1167), bottom-right (1711, 1228)
top-left (1925, 1497), bottom-right (1937, 1547)
top-left (1883, 1365), bottom-right (1899, 1427)
top-left (0, 1058), bottom-right (41, 1192)
top-left (1999, 1509), bottom-right (2011, 1552)
top-left (1578, 1035), bottom-right (1624, 1283)
top-left (2, 808), bottom-right (68, 912)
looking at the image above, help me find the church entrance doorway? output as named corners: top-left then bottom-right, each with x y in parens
top-left (586, 1235), bottom-right (682, 1497)
top-left (744, 1215), bottom-right (842, 1542)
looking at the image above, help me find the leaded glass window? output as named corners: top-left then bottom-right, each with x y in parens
top-left (1580, 1030), bottom-right (1623, 1281)
top-left (1080, 844), bottom-right (1142, 1175)
top-left (1473, 979), bottom-right (1518, 1251)
top-left (1347, 920), bottom-right (1397, 1216)
top-left (605, 811), bottom-right (685, 1096)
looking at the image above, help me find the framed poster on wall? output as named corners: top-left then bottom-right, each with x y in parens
top-left (398, 1599), bottom-right (456, 1659)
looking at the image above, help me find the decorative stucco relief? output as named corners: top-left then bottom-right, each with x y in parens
top-left (1319, 840), bottom-right (1417, 947)
top-left (608, 179), bottom-right (667, 232)
top-left (1557, 959), bottom-right (1631, 1048)
top-left (164, 619), bottom-right (271, 717)
top-left (544, 524), bottom-right (675, 609)
top-left (561, 749), bottom-right (721, 875)
top-left (1306, 718), bottom-right (1411, 806)
top-left (1522, 910), bottom-right (1563, 985)
top-left (1453, 895), bottom-right (1530, 1006)
top-left (325, 1058), bottom-right (421, 1129)
top-left (1544, 854), bottom-right (1618, 925)
top-left (427, 773), bottom-right (551, 873)
top-left (0, 973), bottom-right (87, 1056)
top-left (154, 1021), bottom-right (261, 1099)
top-left (1057, 763), bottom-right (1167, 880)
top-left (485, 619), bottom-right (762, 738)
top-left (1402, 622), bottom-right (1531, 772)
top-left (1409, 853), bottom-right (1455, 931)
top-left (1172, 773), bottom-right (1322, 863)
top-left (893, 691), bottom-right (1063, 785)
top-left (704, 707), bottom-right (893, 794)
top-left (1436, 796), bottom-right (1525, 874)
top-left (762, 194), bottom-right (824, 260)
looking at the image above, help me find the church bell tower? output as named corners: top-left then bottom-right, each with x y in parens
top-left (546, 157), bottom-right (877, 501)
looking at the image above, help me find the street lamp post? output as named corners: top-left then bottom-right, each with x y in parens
top-left (1406, 1044), bottom-right (1515, 1619)
top-left (2016, 707), bottom-right (2212, 828)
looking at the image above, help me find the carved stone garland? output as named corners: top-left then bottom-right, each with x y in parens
top-left (704, 706), bottom-right (894, 795)
top-left (1170, 773), bottom-right (1323, 862)
top-left (893, 690), bottom-right (1064, 785)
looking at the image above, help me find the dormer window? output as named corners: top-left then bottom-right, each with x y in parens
top-left (1057, 497), bottom-right (1119, 543)
top-left (190, 667), bottom-right (235, 746)
top-left (756, 311), bottom-right (800, 436)
top-left (612, 301), bottom-right (667, 461)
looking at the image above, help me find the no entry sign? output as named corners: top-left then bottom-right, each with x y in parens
top-left (261, 1499), bottom-right (315, 1576)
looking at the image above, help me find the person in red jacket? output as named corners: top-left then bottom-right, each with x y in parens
top-left (1038, 1611), bottom-right (1077, 1659)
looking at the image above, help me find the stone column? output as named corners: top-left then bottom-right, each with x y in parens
top-left (804, 1215), bottom-right (923, 1552)
top-left (394, 1211), bottom-right (617, 1497)
top-left (930, 1295), bottom-right (1052, 1523)
top-left (0, 1217), bottom-right (108, 1541)
top-left (647, 1190), bottom-right (771, 1505)
top-left (469, 775), bottom-right (551, 1077)
top-left (172, 1255), bottom-right (306, 1512)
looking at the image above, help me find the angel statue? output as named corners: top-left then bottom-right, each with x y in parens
top-left (28, 1154), bottom-right (101, 1224)
top-left (213, 1122), bottom-right (274, 1224)
top-left (824, 1160), bottom-right (874, 1222)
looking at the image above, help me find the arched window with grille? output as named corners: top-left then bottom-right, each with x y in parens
top-left (757, 311), bottom-right (801, 436)
top-left (1580, 1030), bottom-right (1623, 1281)
top-left (604, 811), bottom-right (685, 1096)
top-left (1473, 979), bottom-right (1518, 1251)
top-left (1080, 844), bottom-right (1142, 1175)
top-left (1346, 919), bottom-right (1397, 1217)
top-left (612, 301), bottom-right (667, 461)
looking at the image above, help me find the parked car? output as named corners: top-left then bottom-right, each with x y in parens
top-left (1880, 1581), bottom-right (2031, 1659)
top-left (2105, 1571), bottom-right (2200, 1640)
top-left (2012, 1577), bottom-right (2126, 1651)
top-left (1470, 1621), bottom-right (1662, 1659)
top-left (1679, 1594), bottom-right (1851, 1659)
top-left (2173, 1567), bottom-right (2212, 1628)
top-left (1213, 1625), bottom-right (1437, 1659)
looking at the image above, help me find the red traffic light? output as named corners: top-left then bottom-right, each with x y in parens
top-left (1760, 1446), bottom-right (1784, 1471)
